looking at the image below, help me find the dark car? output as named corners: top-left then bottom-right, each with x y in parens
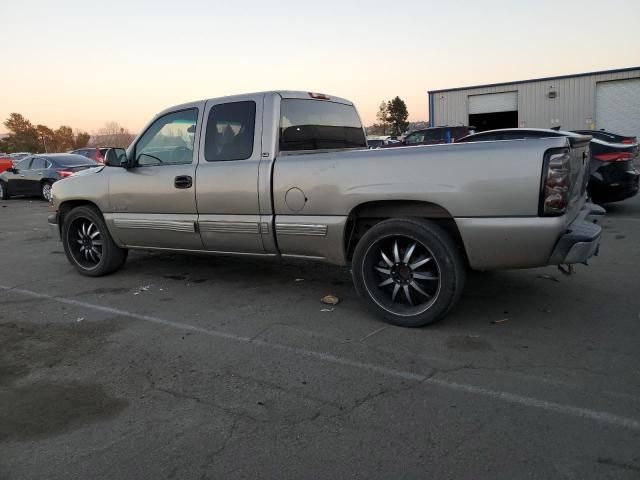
top-left (457, 128), bottom-right (639, 204)
top-left (0, 154), bottom-right (98, 201)
top-left (70, 147), bottom-right (113, 164)
top-left (571, 129), bottom-right (637, 146)
top-left (385, 126), bottom-right (475, 148)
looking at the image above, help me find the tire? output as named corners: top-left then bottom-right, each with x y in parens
top-left (62, 205), bottom-right (128, 276)
top-left (41, 181), bottom-right (53, 202)
top-left (352, 218), bottom-right (465, 327)
top-left (0, 181), bottom-right (9, 200)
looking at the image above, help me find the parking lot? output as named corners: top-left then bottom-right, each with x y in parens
top-left (0, 193), bottom-right (639, 479)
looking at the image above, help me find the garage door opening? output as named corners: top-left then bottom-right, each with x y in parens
top-left (468, 92), bottom-right (518, 132)
top-left (469, 111), bottom-right (518, 132)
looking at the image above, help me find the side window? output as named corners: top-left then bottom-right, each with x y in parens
top-left (135, 109), bottom-right (198, 166)
top-left (406, 132), bottom-right (425, 144)
top-left (31, 158), bottom-right (47, 169)
top-left (16, 157), bottom-right (32, 170)
top-left (204, 101), bottom-right (256, 162)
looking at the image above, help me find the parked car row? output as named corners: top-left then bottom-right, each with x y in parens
top-left (0, 154), bottom-right (99, 201)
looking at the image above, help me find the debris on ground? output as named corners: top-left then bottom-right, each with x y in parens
top-left (76, 317), bottom-right (84, 322)
top-left (321, 294), bottom-right (339, 305)
top-left (536, 274), bottom-right (560, 283)
top-left (294, 278), bottom-right (305, 282)
top-left (133, 285), bottom-right (152, 295)
top-left (320, 308), bottom-right (334, 312)
top-left (491, 318), bottom-right (509, 324)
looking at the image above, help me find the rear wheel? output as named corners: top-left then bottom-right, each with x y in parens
top-left (352, 218), bottom-right (465, 327)
top-left (0, 181), bottom-right (9, 200)
top-left (62, 206), bottom-right (127, 276)
top-left (41, 181), bottom-right (53, 201)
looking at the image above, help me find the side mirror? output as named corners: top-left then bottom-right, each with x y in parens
top-left (104, 148), bottom-right (130, 168)
top-left (7, 167), bottom-right (17, 174)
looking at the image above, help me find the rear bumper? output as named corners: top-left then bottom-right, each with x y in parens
top-left (48, 213), bottom-right (60, 241)
top-left (548, 203), bottom-right (603, 265)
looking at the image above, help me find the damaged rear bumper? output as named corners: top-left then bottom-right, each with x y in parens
top-left (548, 203), bottom-right (604, 265)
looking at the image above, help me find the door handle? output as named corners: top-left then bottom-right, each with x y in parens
top-left (174, 175), bottom-right (193, 189)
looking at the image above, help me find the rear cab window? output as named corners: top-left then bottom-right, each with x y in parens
top-left (279, 99), bottom-right (366, 152)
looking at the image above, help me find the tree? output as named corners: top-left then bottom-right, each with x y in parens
top-left (3, 113), bottom-right (40, 152)
top-left (93, 121), bottom-right (135, 148)
top-left (36, 125), bottom-right (55, 152)
top-left (386, 97), bottom-right (409, 136)
top-left (52, 126), bottom-right (75, 152)
top-left (376, 101), bottom-right (389, 135)
top-left (74, 131), bottom-right (91, 149)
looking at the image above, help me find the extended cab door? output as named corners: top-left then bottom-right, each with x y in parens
top-left (105, 104), bottom-right (204, 250)
top-left (195, 94), bottom-right (267, 253)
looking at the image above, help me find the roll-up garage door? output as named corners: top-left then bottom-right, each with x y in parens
top-left (596, 79), bottom-right (640, 139)
top-left (468, 92), bottom-right (518, 114)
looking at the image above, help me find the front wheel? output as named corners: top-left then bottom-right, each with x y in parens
top-left (352, 218), bottom-right (465, 327)
top-left (61, 206), bottom-right (128, 276)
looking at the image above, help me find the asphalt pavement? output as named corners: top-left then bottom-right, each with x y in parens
top-left (0, 194), bottom-right (639, 479)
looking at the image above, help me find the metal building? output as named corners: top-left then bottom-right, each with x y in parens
top-left (428, 66), bottom-right (640, 137)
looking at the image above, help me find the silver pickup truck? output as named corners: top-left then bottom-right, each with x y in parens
top-left (49, 91), bottom-right (603, 327)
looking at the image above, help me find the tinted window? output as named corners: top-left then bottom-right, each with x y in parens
top-left (405, 132), bottom-right (425, 144)
top-left (279, 99), bottom-right (366, 151)
top-left (135, 109), bottom-right (198, 166)
top-left (31, 158), bottom-right (47, 169)
top-left (204, 101), bottom-right (256, 162)
top-left (15, 157), bottom-right (32, 169)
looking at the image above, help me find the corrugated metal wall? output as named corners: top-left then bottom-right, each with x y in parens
top-left (430, 69), bottom-right (640, 131)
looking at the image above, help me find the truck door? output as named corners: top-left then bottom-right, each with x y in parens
top-left (195, 94), bottom-right (267, 253)
top-left (106, 105), bottom-right (204, 250)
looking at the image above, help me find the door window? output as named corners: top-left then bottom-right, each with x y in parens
top-left (31, 158), bottom-right (47, 169)
top-left (135, 109), bottom-right (198, 166)
top-left (15, 157), bottom-right (32, 170)
top-left (204, 101), bottom-right (256, 161)
top-left (405, 132), bottom-right (425, 144)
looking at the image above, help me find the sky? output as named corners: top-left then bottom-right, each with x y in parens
top-left (2, 0), bottom-right (639, 134)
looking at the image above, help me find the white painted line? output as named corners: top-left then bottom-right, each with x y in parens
top-left (2, 284), bottom-right (640, 431)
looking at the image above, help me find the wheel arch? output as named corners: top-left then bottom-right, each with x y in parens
top-left (344, 200), bottom-right (468, 265)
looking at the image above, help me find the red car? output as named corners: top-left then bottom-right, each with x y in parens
top-left (69, 147), bottom-right (112, 164)
top-left (0, 156), bottom-right (13, 173)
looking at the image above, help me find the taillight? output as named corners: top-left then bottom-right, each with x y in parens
top-left (622, 139), bottom-right (633, 144)
top-left (593, 152), bottom-right (633, 162)
top-left (57, 170), bottom-right (74, 178)
top-left (541, 150), bottom-right (571, 216)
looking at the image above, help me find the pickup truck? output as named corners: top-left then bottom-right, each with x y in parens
top-left (48, 91), bottom-right (603, 327)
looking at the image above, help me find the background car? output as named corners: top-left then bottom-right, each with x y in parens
top-left (457, 128), bottom-right (639, 204)
top-left (8, 152), bottom-right (32, 162)
top-left (0, 153), bottom-right (97, 201)
top-left (0, 155), bottom-right (13, 173)
top-left (69, 147), bottom-right (113, 164)
top-left (383, 126), bottom-right (475, 148)
top-left (366, 136), bottom-right (402, 149)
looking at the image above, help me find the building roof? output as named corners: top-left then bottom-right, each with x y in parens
top-left (428, 66), bottom-right (640, 94)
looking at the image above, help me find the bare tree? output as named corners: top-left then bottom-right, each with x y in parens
top-left (91, 121), bottom-right (136, 148)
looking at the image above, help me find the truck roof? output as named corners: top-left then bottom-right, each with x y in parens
top-left (156, 91), bottom-right (354, 118)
